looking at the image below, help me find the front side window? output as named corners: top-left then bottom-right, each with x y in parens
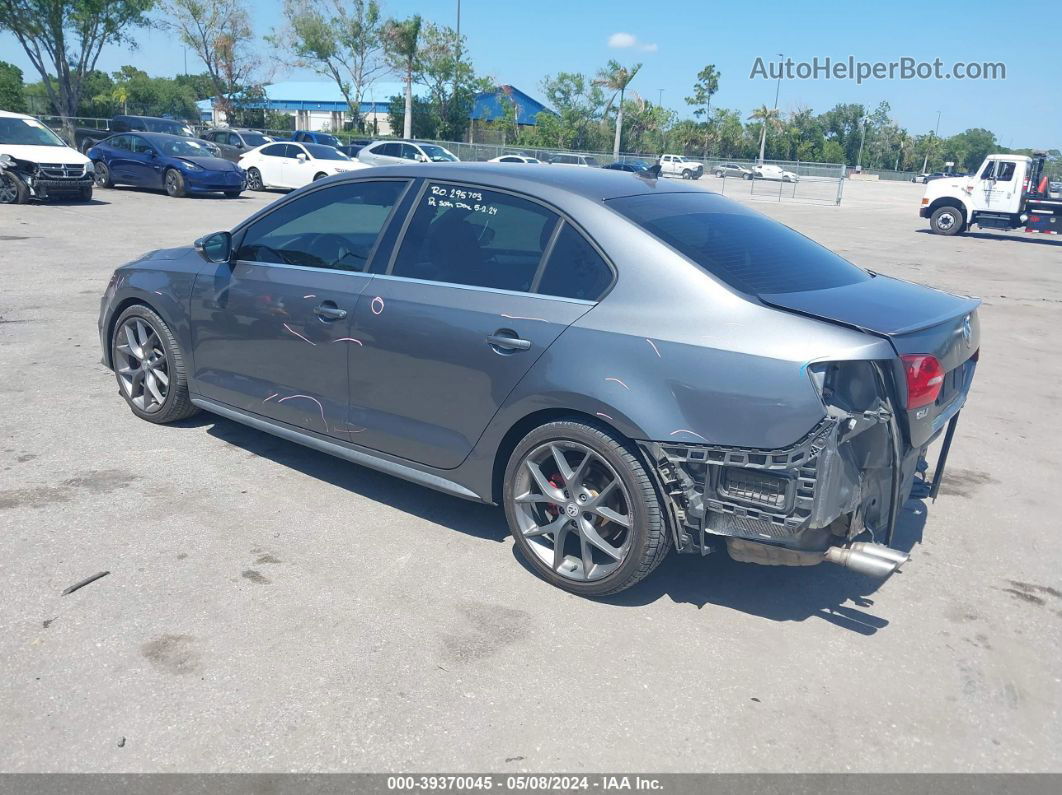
top-left (400, 144), bottom-right (421, 161)
top-left (236, 180), bottom-right (408, 272)
top-left (980, 162), bottom-right (995, 180)
top-left (129, 136), bottom-right (154, 155)
top-left (391, 182), bottom-right (559, 292)
top-left (610, 192), bottom-right (869, 295)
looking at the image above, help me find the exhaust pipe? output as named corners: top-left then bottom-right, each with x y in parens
top-left (824, 543), bottom-right (909, 578)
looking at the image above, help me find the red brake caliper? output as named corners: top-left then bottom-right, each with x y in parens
top-left (545, 474), bottom-right (564, 517)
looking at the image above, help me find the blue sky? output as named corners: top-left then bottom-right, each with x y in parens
top-left (2, 0), bottom-right (1056, 148)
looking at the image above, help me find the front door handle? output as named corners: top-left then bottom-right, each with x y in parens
top-left (487, 330), bottom-right (531, 352)
top-left (314, 302), bottom-right (347, 320)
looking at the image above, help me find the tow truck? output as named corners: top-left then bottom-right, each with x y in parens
top-left (920, 152), bottom-right (1060, 236)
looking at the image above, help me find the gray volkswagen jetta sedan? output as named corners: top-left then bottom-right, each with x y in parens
top-left (99, 163), bottom-right (979, 595)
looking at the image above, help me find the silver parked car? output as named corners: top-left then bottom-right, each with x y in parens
top-left (358, 140), bottom-right (459, 166)
top-left (714, 162), bottom-right (753, 179)
top-left (97, 164), bottom-right (979, 596)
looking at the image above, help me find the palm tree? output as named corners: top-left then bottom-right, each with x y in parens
top-left (748, 105), bottom-right (783, 164)
top-left (595, 59), bottom-right (642, 158)
top-left (383, 15), bottom-right (422, 139)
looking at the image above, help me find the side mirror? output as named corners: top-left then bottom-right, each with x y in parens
top-left (297, 152), bottom-right (307, 162)
top-left (417, 153), bottom-right (428, 162)
top-left (194, 231), bottom-right (232, 264)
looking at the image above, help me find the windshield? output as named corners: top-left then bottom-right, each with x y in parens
top-left (314, 133), bottom-right (341, 147)
top-left (420, 144), bottom-right (457, 162)
top-left (162, 138), bottom-right (217, 158)
top-left (243, 132), bottom-right (272, 146)
top-left (304, 144), bottom-right (351, 160)
top-left (0, 117), bottom-right (68, 147)
top-left (141, 119), bottom-right (193, 136)
top-left (610, 193), bottom-right (870, 295)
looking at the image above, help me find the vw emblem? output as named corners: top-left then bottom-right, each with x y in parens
top-left (565, 504), bottom-right (579, 518)
top-left (961, 315), bottom-right (972, 347)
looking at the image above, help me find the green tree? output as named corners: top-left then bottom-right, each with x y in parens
top-left (685, 64), bottom-right (719, 158)
top-left (271, 0), bottom-right (386, 131)
top-left (386, 93), bottom-right (435, 140)
top-left (539, 72), bottom-right (608, 151)
top-left (595, 59), bottom-right (641, 157)
top-left (0, 0), bottom-right (154, 139)
top-left (818, 102), bottom-right (866, 166)
top-left (163, 0), bottom-right (260, 121)
top-left (0, 61), bottom-right (27, 112)
top-left (416, 21), bottom-right (485, 141)
top-left (383, 14), bottom-right (422, 139)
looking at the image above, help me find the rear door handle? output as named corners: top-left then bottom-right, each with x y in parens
top-left (314, 302), bottom-right (347, 320)
top-left (487, 331), bottom-right (531, 352)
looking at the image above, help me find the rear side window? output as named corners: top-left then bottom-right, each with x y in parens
top-left (237, 181), bottom-right (407, 272)
top-left (260, 143), bottom-right (286, 157)
top-left (609, 192), bottom-right (869, 295)
top-left (537, 224), bottom-right (612, 301)
top-left (391, 182), bottom-right (558, 293)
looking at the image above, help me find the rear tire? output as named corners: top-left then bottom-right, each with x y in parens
top-left (503, 419), bottom-right (670, 596)
top-left (164, 168), bottom-right (186, 198)
top-left (0, 171), bottom-right (29, 204)
top-left (110, 304), bottom-right (198, 424)
top-left (930, 205), bottom-right (965, 236)
top-left (93, 161), bottom-right (113, 188)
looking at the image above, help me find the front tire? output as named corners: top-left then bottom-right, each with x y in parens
top-left (224, 190), bottom-right (241, 198)
top-left (503, 420), bottom-right (670, 596)
top-left (245, 167), bottom-right (263, 190)
top-left (930, 205), bottom-right (965, 236)
top-left (164, 168), bottom-right (186, 198)
top-left (79, 185), bottom-right (93, 201)
top-left (681, 169), bottom-right (692, 180)
top-left (0, 171), bottom-right (29, 204)
top-left (110, 305), bottom-right (198, 424)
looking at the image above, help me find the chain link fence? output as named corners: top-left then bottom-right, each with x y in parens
top-left (37, 115), bottom-right (847, 204)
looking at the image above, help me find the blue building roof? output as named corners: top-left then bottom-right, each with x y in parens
top-left (200, 80), bottom-right (415, 114)
top-left (470, 86), bottom-right (554, 125)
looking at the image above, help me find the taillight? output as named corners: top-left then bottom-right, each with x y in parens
top-left (902, 354), bottom-right (944, 409)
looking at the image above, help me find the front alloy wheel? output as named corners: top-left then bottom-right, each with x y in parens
top-left (504, 421), bottom-right (670, 595)
top-left (245, 167), bottom-right (263, 190)
top-left (114, 316), bottom-right (170, 414)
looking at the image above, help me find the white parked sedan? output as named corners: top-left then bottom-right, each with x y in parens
top-left (752, 164), bottom-right (799, 182)
top-left (240, 142), bottom-right (367, 191)
top-left (488, 154), bottom-right (542, 163)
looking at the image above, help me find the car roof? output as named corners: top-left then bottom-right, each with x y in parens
top-left (335, 162), bottom-right (713, 201)
top-left (122, 132), bottom-right (207, 144)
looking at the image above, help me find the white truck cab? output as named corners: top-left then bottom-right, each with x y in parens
top-left (920, 153), bottom-right (1059, 236)
top-left (658, 154), bottom-right (704, 180)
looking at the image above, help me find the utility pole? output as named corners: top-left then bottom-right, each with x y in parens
top-left (454, 0), bottom-right (461, 136)
top-left (773, 53), bottom-right (784, 108)
top-left (921, 110), bottom-right (941, 174)
top-left (856, 116), bottom-right (868, 171)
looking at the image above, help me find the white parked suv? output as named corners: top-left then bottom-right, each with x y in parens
top-left (239, 141), bottom-right (367, 191)
top-left (358, 140), bottom-right (459, 166)
top-left (657, 154), bottom-right (704, 179)
top-left (0, 110), bottom-right (94, 203)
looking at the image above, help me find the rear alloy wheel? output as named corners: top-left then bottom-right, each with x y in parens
top-left (93, 161), bottom-right (113, 188)
top-left (504, 420), bottom-right (669, 596)
top-left (245, 168), bottom-right (263, 190)
top-left (111, 305), bottom-right (198, 424)
top-left (164, 168), bottom-right (186, 198)
top-left (930, 206), bottom-right (965, 236)
top-left (0, 171), bottom-right (28, 204)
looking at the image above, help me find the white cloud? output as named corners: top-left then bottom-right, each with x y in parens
top-left (608, 32), bottom-right (658, 52)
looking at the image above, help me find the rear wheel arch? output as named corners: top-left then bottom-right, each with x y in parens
top-left (490, 407), bottom-right (647, 506)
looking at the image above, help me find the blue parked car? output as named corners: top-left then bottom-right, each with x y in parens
top-left (291, 130), bottom-right (343, 147)
top-left (88, 132), bottom-right (245, 198)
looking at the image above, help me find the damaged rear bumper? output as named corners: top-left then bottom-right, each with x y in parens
top-left (638, 392), bottom-right (950, 577)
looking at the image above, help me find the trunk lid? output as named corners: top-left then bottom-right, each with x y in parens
top-left (761, 273), bottom-right (980, 446)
